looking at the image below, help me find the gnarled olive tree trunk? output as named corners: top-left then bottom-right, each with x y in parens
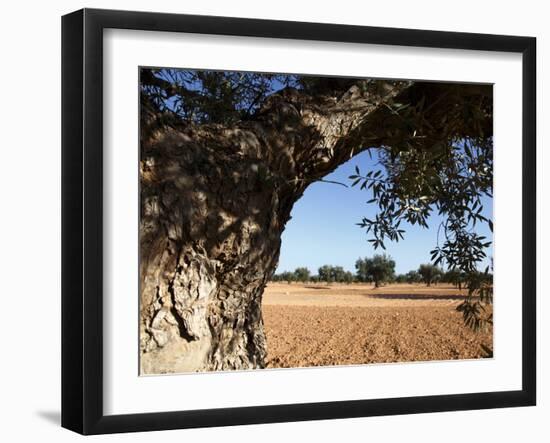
top-left (139, 83), bottom-right (407, 374)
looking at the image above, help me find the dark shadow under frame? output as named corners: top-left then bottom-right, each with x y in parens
top-left (61, 8), bottom-right (536, 435)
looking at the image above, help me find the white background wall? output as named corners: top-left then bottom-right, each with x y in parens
top-left (0, 0), bottom-right (546, 441)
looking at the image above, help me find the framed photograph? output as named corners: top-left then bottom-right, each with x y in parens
top-left (62, 8), bottom-right (536, 435)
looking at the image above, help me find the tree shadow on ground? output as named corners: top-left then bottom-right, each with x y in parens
top-left (364, 293), bottom-right (470, 301)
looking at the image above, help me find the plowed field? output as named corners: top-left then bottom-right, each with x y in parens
top-left (263, 283), bottom-right (492, 368)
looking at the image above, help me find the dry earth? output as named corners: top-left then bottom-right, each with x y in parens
top-left (262, 283), bottom-right (493, 369)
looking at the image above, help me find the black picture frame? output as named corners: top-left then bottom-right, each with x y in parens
top-left (62, 8), bottom-right (536, 435)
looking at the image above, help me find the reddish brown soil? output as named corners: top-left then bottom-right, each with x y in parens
top-left (262, 283), bottom-right (492, 369)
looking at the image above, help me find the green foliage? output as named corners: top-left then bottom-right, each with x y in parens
top-left (355, 254), bottom-right (396, 288)
top-left (456, 268), bottom-right (493, 332)
top-left (343, 271), bottom-right (355, 283)
top-left (350, 139), bottom-right (492, 264)
top-left (394, 274), bottom-right (407, 283)
top-left (417, 264), bottom-right (443, 287)
top-left (141, 68), bottom-right (298, 125)
top-left (271, 266), bottom-right (358, 284)
top-left (405, 270), bottom-right (422, 284)
top-left (349, 84), bottom-right (493, 330)
top-left (271, 267), bottom-right (311, 283)
top-left (293, 267), bottom-right (311, 283)
top-left (317, 265), bottom-right (352, 284)
top-left (140, 68), bottom-right (360, 127)
top-left (271, 271), bottom-right (296, 283)
top-left (443, 268), bottom-right (466, 289)
top-left (354, 258), bottom-right (371, 283)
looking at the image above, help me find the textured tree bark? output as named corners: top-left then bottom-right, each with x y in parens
top-left (139, 82), bottom-right (408, 374)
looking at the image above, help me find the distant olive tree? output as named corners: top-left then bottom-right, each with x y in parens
top-left (406, 270), bottom-right (422, 284)
top-left (316, 265), bottom-right (354, 283)
top-left (355, 254), bottom-right (396, 288)
top-left (395, 274), bottom-right (408, 283)
top-left (418, 264), bottom-right (443, 287)
top-left (354, 258), bottom-right (372, 283)
top-left (444, 268), bottom-right (465, 290)
top-left (279, 271), bottom-right (295, 283)
top-left (343, 271), bottom-right (355, 284)
top-left (293, 267), bottom-right (311, 283)
top-left (332, 266), bottom-right (347, 283)
top-left (318, 265), bottom-right (334, 284)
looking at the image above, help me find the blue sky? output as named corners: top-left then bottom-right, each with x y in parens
top-left (276, 150), bottom-right (493, 275)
